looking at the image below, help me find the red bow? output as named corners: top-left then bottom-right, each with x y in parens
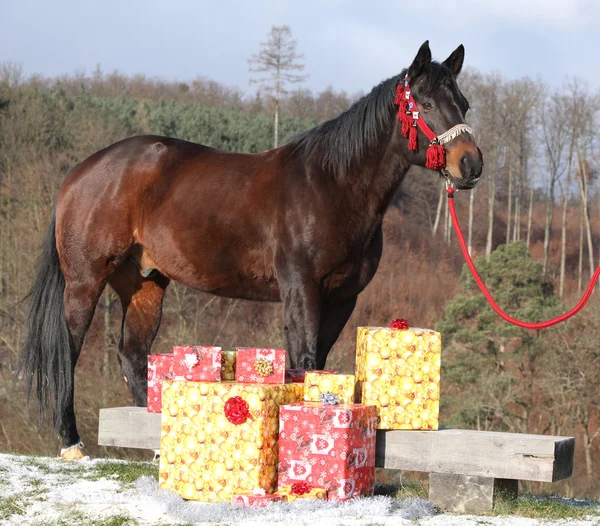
top-left (390, 318), bottom-right (409, 330)
top-left (290, 481), bottom-right (313, 495)
top-left (224, 396), bottom-right (251, 425)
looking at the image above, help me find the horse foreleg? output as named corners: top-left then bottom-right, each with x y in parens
top-left (316, 296), bottom-right (357, 369)
top-left (278, 267), bottom-right (320, 369)
top-left (110, 263), bottom-right (169, 406)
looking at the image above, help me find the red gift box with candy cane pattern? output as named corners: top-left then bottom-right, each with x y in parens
top-left (147, 354), bottom-right (174, 413)
top-left (277, 402), bottom-right (378, 501)
top-left (172, 346), bottom-right (222, 382)
top-left (235, 348), bottom-right (286, 384)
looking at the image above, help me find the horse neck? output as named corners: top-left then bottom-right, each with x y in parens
top-left (341, 129), bottom-right (410, 233)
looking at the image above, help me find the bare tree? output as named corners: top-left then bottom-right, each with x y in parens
top-left (526, 134), bottom-right (537, 248)
top-left (248, 25), bottom-right (308, 148)
top-left (540, 93), bottom-right (569, 273)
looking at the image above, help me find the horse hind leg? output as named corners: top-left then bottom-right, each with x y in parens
top-left (60, 273), bottom-right (111, 459)
top-left (109, 260), bottom-right (169, 407)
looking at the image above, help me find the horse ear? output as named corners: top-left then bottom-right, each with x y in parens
top-left (442, 44), bottom-right (465, 76)
top-left (407, 41), bottom-right (432, 81)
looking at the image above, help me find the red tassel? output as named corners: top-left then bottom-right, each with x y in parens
top-left (408, 125), bottom-right (418, 151)
top-left (426, 144), bottom-right (446, 169)
top-left (398, 99), bottom-right (408, 123)
top-left (401, 112), bottom-right (411, 136)
top-left (394, 84), bottom-right (404, 105)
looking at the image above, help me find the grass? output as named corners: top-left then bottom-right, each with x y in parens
top-left (492, 493), bottom-right (600, 520)
top-left (37, 510), bottom-right (138, 526)
top-left (395, 480), bottom-right (429, 500)
top-left (378, 478), bottom-right (600, 520)
top-left (86, 460), bottom-right (159, 484)
top-left (0, 494), bottom-right (26, 521)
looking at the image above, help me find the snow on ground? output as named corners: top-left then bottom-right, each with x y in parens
top-left (1, 453), bottom-right (599, 526)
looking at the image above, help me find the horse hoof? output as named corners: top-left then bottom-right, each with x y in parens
top-left (60, 441), bottom-right (88, 461)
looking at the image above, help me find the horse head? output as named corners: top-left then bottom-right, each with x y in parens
top-left (397, 41), bottom-right (483, 190)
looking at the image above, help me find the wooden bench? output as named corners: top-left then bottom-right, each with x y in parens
top-left (98, 407), bottom-right (575, 513)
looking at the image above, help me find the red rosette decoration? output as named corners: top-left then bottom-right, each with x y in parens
top-left (390, 318), bottom-right (409, 330)
top-left (290, 481), bottom-right (313, 496)
top-left (224, 396), bottom-right (251, 425)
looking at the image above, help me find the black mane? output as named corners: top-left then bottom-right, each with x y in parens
top-left (288, 62), bottom-right (453, 176)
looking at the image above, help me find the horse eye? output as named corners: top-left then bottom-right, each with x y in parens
top-left (422, 101), bottom-right (434, 110)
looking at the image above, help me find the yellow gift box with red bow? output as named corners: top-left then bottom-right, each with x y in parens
top-left (276, 484), bottom-right (327, 502)
top-left (356, 326), bottom-right (441, 430)
top-left (159, 380), bottom-right (302, 502)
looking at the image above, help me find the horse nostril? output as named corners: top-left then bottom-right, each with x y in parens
top-left (460, 152), bottom-right (483, 180)
top-left (459, 154), bottom-right (471, 178)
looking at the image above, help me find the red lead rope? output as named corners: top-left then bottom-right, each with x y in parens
top-left (447, 187), bottom-right (600, 329)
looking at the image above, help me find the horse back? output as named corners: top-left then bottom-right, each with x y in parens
top-left (56, 135), bottom-right (286, 300)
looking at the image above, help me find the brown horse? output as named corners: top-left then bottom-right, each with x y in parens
top-left (20, 41), bottom-right (483, 458)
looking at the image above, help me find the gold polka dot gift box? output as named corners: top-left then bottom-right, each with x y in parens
top-left (221, 350), bottom-right (237, 381)
top-left (159, 380), bottom-right (303, 502)
top-left (355, 319), bottom-right (441, 430)
top-left (275, 482), bottom-right (327, 501)
top-left (303, 371), bottom-right (356, 404)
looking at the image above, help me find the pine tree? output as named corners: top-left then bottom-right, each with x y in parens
top-left (248, 25), bottom-right (308, 148)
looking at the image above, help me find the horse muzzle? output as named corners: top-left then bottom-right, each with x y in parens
top-left (446, 146), bottom-right (483, 190)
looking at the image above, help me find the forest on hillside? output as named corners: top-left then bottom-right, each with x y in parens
top-left (0, 61), bottom-right (599, 497)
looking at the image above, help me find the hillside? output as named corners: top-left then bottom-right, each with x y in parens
top-left (1, 66), bottom-right (599, 497)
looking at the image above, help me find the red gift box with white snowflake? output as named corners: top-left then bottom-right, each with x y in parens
top-left (172, 346), bottom-right (222, 382)
top-left (277, 402), bottom-right (378, 501)
top-left (235, 348), bottom-right (286, 384)
top-left (147, 354), bottom-right (175, 413)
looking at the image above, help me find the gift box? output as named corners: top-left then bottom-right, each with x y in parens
top-left (303, 372), bottom-right (355, 404)
top-left (276, 483), bottom-right (327, 502)
top-left (235, 348), bottom-right (286, 384)
top-left (173, 346), bottom-right (222, 382)
top-left (159, 380), bottom-right (303, 502)
top-left (232, 490), bottom-right (285, 507)
top-left (285, 369), bottom-right (307, 383)
top-left (278, 402), bottom-right (378, 501)
top-left (286, 369), bottom-right (336, 384)
top-left (221, 351), bottom-right (237, 381)
top-left (147, 354), bottom-right (174, 413)
top-left (356, 325), bottom-right (441, 430)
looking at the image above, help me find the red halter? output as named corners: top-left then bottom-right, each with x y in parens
top-left (394, 77), bottom-right (447, 170)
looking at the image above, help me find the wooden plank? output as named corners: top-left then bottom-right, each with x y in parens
top-left (375, 429), bottom-right (574, 482)
top-left (98, 407), bottom-right (161, 450)
top-left (97, 408), bottom-right (574, 484)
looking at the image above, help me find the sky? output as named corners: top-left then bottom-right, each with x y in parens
top-left (2, 0), bottom-right (600, 97)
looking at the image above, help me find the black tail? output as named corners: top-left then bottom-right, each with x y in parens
top-left (19, 210), bottom-right (72, 436)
